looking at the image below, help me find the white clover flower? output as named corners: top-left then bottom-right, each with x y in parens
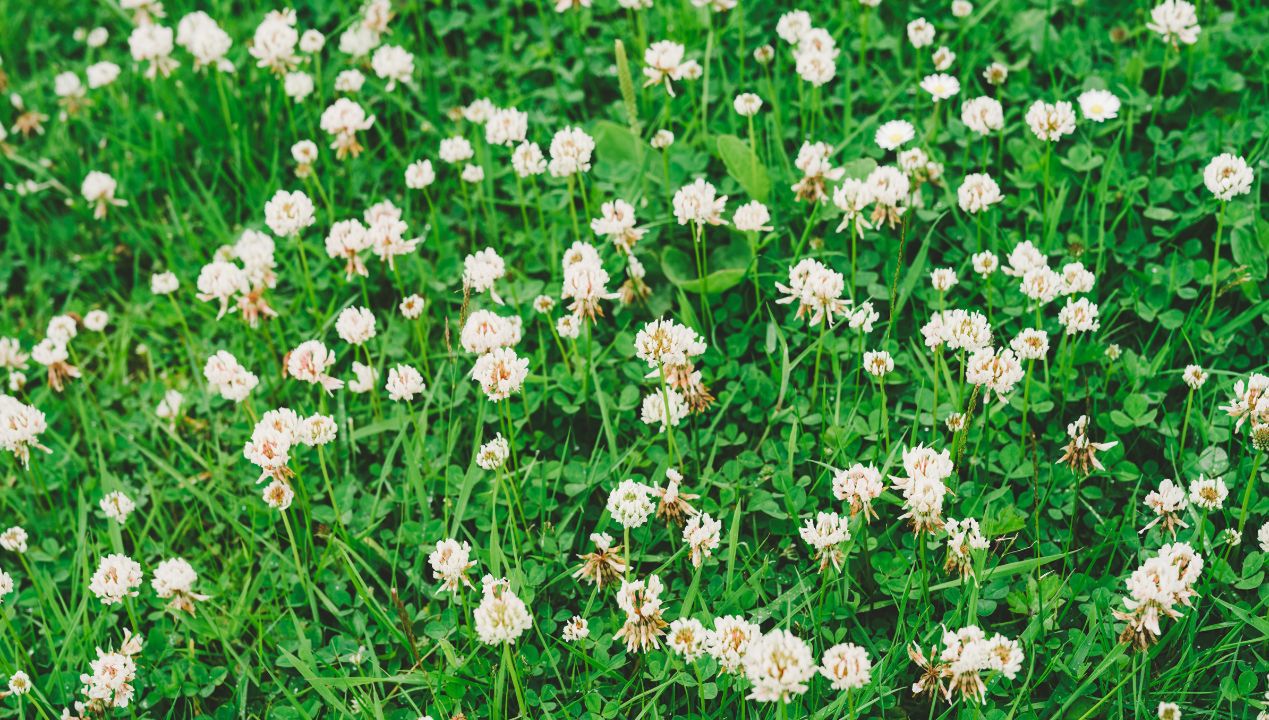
top-left (794, 48), bottom-right (837, 86)
top-left (54, 72), bottom-right (84, 100)
top-left (557, 314), bottom-right (582, 339)
top-left (1114, 542), bottom-right (1203, 649)
top-left (89, 553), bottom-right (143, 605)
top-left (1058, 297), bottom-right (1101, 335)
top-left (1002, 240), bottom-right (1048, 277)
top-left (461, 310), bottom-right (521, 355)
top-left (561, 253), bottom-right (617, 321)
top-left (865, 165), bottom-right (910, 224)
top-left (971, 251), bottom-right (998, 276)
top-left (512, 141), bottom-right (547, 176)
top-left (145, 271), bottom-right (178, 297)
top-left (1147, 0), bottom-right (1200, 47)
top-left (875, 119), bottom-right (915, 151)
top-left (733, 92), bottom-right (763, 117)
top-left (1025, 100), bottom-right (1077, 142)
top-left (1010, 328), bottom-right (1050, 360)
top-left (590, 199), bottom-right (647, 253)
top-left (176, 11), bottom-right (233, 72)
top-left (907, 18), bottom-right (935, 48)
top-left (774, 258), bottom-right (848, 327)
top-left (463, 248), bottom-right (507, 299)
top-left (283, 71), bottom-right (314, 101)
top-left (983, 62), bottom-right (1008, 85)
top-left (470, 347), bottom-right (529, 401)
top-left (1188, 475), bottom-right (1227, 510)
top-left (961, 96), bottom-right (1004, 135)
top-left (666, 618), bottom-right (707, 662)
top-left (0, 570), bottom-right (11, 603)
top-left (0, 526), bottom-right (27, 554)
top-left (744, 629), bottom-right (816, 703)
top-left (1059, 262), bottom-right (1096, 295)
top-left (386, 365), bottom-right (425, 401)
top-left (82, 171), bottom-right (126, 219)
top-left (832, 463), bottom-right (884, 520)
top-left (299, 29), bottom-right (325, 53)
top-left (83, 310), bottom-right (109, 332)
top-left (548, 126), bottom-right (595, 177)
top-left (371, 45), bottom-right (414, 90)
top-left (643, 40), bottom-right (696, 96)
top-left (932, 46), bottom-right (956, 71)
top-left (484, 107), bottom-right (528, 147)
top-left (650, 129), bottom-right (675, 149)
top-left (129, 24), bottom-right (179, 79)
top-left (264, 189), bottom-right (316, 237)
top-left (821, 642), bottom-right (872, 690)
top-left (562, 616), bottom-right (590, 641)
top-left (683, 512), bottom-right (721, 567)
top-left (348, 362), bottom-right (378, 394)
top-left (1143, 479), bottom-right (1189, 536)
top-left (320, 98), bottom-right (376, 159)
top-left (634, 318), bottom-right (706, 370)
top-left (1182, 365), bottom-right (1207, 390)
top-left (6, 670), bottom-right (30, 695)
top-left (1020, 266), bottom-right (1063, 306)
top-left (87, 61), bottom-right (122, 89)
top-left (776, 11), bottom-right (813, 44)
top-left (429, 539), bottom-right (475, 593)
top-left (930, 268), bottom-right (958, 293)
top-left (799, 511), bottom-right (851, 571)
top-left (833, 179), bottom-right (875, 233)
top-left (607, 479), bottom-right (656, 529)
top-left (1078, 89), bottom-right (1120, 122)
top-left (863, 350), bottom-right (894, 377)
top-left (958, 173), bottom-right (1003, 214)
top-left (300, 414), bottom-right (337, 446)
top-left (154, 389), bottom-right (183, 422)
top-left (1203, 154), bottom-right (1253, 201)
top-left (249, 9), bottom-right (299, 73)
top-left (263, 478), bottom-right (295, 510)
top-left (704, 616), bottom-right (760, 673)
top-left (152, 557), bottom-right (207, 614)
top-left (287, 340), bottom-right (343, 393)
top-left (195, 261), bottom-right (248, 318)
top-left (967, 347), bottom-right (1025, 402)
top-left (890, 444), bottom-right (954, 533)
top-left (339, 25), bottom-right (380, 58)
top-left (404, 159), bottom-right (435, 189)
top-left (920, 73), bottom-right (960, 102)
top-left (614, 574), bottom-right (669, 653)
top-left (673, 178), bottom-right (728, 227)
top-left (473, 576), bottom-right (532, 645)
top-left (99, 491), bottom-right (136, 524)
top-left (335, 69), bottom-right (366, 93)
top-left (952, 1), bottom-right (973, 18)
top-left (291, 140), bottom-right (318, 177)
top-left (477, 434), bottom-right (510, 471)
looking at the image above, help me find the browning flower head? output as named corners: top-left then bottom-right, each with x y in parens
top-left (614, 574), bottom-right (669, 653)
top-left (1057, 415), bottom-right (1117, 475)
top-left (573, 532), bottom-right (627, 590)
top-left (653, 468), bottom-right (699, 525)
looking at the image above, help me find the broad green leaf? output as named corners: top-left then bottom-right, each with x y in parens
top-left (715, 134), bottom-right (771, 201)
top-left (661, 237), bottom-right (754, 294)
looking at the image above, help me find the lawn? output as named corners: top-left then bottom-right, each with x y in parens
top-left (1, 0), bottom-right (1268, 718)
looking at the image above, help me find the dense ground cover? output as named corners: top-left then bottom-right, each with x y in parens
top-left (1, 0), bottom-right (1268, 717)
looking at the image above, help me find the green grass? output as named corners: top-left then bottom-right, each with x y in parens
top-left (1, 0), bottom-right (1268, 718)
